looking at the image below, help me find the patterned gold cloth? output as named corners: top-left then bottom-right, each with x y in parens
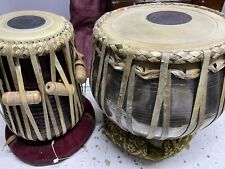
top-left (104, 116), bottom-right (193, 160)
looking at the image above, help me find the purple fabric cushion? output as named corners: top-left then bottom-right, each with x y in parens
top-left (70, 0), bottom-right (107, 76)
top-left (5, 98), bottom-right (95, 166)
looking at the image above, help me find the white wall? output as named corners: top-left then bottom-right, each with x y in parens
top-left (0, 0), bottom-right (70, 19)
top-left (223, 3), bottom-right (225, 13)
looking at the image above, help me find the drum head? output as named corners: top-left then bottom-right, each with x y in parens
top-left (0, 11), bottom-right (66, 41)
top-left (96, 3), bottom-right (225, 51)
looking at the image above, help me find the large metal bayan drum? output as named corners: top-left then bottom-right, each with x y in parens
top-left (91, 3), bottom-right (225, 142)
top-left (0, 11), bottom-right (86, 142)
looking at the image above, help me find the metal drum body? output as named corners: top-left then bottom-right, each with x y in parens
top-left (92, 58), bottom-right (225, 139)
top-left (91, 3), bottom-right (225, 140)
top-left (0, 11), bottom-right (84, 141)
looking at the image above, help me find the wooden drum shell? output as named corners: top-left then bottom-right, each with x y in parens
top-left (0, 11), bottom-right (84, 141)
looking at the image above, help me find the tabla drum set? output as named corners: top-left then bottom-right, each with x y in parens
top-left (0, 2), bottom-right (225, 165)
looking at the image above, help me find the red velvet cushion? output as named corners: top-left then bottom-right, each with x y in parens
top-left (5, 98), bottom-right (95, 166)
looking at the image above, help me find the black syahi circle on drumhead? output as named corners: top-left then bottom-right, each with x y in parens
top-left (146, 11), bottom-right (192, 25)
top-left (7, 15), bottom-right (46, 29)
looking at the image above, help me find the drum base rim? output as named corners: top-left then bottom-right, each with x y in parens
top-left (104, 115), bottom-right (193, 161)
top-left (5, 97), bottom-right (95, 166)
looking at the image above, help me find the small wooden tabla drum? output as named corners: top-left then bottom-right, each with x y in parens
top-left (91, 3), bottom-right (225, 159)
top-left (0, 11), bottom-right (94, 165)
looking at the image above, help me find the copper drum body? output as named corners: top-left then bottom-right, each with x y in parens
top-left (90, 3), bottom-right (225, 140)
top-left (0, 11), bottom-right (84, 141)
